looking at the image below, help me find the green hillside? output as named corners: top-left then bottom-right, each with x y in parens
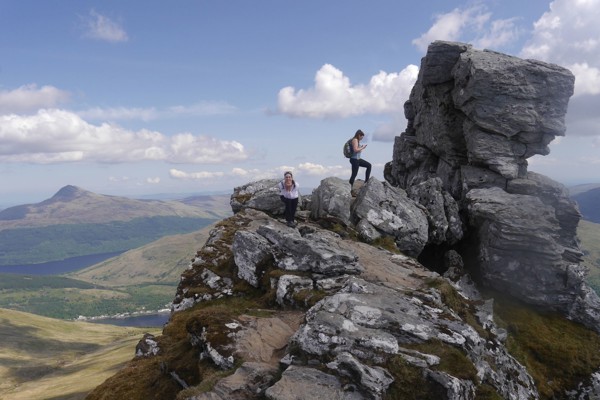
top-left (0, 226), bottom-right (213, 319)
top-left (68, 226), bottom-right (213, 286)
top-left (0, 186), bottom-right (230, 266)
top-left (579, 219), bottom-right (600, 293)
top-left (0, 216), bottom-right (213, 266)
top-left (0, 307), bottom-right (158, 400)
top-left (573, 188), bottom-right (600, 223)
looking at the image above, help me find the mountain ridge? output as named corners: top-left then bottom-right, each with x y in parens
top-left (572, 186), bottom-right (600, 223)
top-left (0, 185), bottom-right (231, 230)
top-left (0, 185), bottom-right (231, 266)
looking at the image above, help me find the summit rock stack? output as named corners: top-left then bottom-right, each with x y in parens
top-left (385, 40), bottom-right (600, 330)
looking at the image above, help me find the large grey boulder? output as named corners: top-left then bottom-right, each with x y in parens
top-left (388, 40), bottom-right (575, 192)
top-left (452, 50), bottom-right (574, 173)
top-left (256, 224), bottom-right (362, 276)
top-left (264, 366), bottom-right (357, 400)
top-left (309, 176), bottom-right (352, 226)
top-left (507, 171), bottom-right (582, 251)
top-left (351, 178), bottom-right (428, 257)
top-left (230, 179), bottom-right (285, 215)
top-left (465, 187), bottom-right (577, 304)
top-left (407, 177), bottom-right (463, 245)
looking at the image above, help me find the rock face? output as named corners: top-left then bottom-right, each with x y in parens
top-left (383, 40), bottom-right (600, 332)
top-left (86, 42), bottom-right (600, 400)
top-left (166, 204), bottom-right (539, 400)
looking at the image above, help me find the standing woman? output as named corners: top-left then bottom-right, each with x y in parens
top-left (279, 171), bottom-right (299, 227)
top-left (349, 129), bottom-right (371, 189)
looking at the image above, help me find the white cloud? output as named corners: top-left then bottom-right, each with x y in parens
top-left (296, 162), bottom-right (346, 177)
top-left (169, 169), bottom-right (225, 180)
top-left (520, 0), bottom-right (600, 95)
top-left (170, 163), bottom-right (346, 182)
top-left (78, 106), bottom-right (159, 121)
top-left (109, 176), bottom-right (131, 182)
top-left (518, 0), bottom-right (600, 139)
top-left (412, 6), bottom-right (520, 53)
top-left (0, 109), bottom-right (248, 164)
top-left (78, 101), bottom-right (237, 121)
top-left (0, 84), bottom-right (70, 114)
top-left (277, 64), bottom-right (418, 119)
top-left (146, 177), bottom-right (160, 184)
top-left (567, 64), bottom-right (600, 97)
top-left (83, 9), bottom-right (128, 43)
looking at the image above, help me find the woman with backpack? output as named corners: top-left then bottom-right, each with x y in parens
top-left (348, 129), bottom-right (371, 191)
top-left (279, 171), bottom-right (300, 227)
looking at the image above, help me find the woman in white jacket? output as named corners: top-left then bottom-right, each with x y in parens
top-left (279, 171), bottom-right (299, 227)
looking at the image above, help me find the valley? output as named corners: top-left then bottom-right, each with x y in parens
top-left (0, 308), bottom-right (160, 400)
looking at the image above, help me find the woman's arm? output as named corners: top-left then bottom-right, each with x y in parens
top-left (352, 138), bottom-right (366, 152)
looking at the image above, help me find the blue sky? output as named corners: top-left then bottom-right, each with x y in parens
top-left (1, 0), bottom-right (599, 206)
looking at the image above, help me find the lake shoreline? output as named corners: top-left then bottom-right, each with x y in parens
top-left (0, 251), bottom-right (125, 275)
top-left (78, 309), bottom-right (172, 328)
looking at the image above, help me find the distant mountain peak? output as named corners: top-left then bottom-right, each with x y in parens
top-left (50, 185), bottom-right (88, 201)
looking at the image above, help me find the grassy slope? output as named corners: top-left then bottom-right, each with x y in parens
top-left (0, 216), bottom-right (214, 266)
top-left (68, 226), bottom-right (213, 286)
top-left (0, 225), bottom-right (214, 319)
top-left (579, 219), bottom-right (600, 292)
top-left (0, 308), bottom-right (159, 400)
top-left (0, 188), bottom-right (231, 266)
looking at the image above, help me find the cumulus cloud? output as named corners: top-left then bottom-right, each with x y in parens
top-left (82, 9), bottom-right (128, 43)
top-left (0, 84), bottom-right (70, 114)
top-left (568, 63), bottom-right (600, 96)
top-left (146, 177), bottom-right (160, 184)
top-left (0, 109), bottom-right (248, 164)
top-left (277, 64), bottom-right (418, 119)
top-left (169, 169), bottom-right (225, 180)
top-left (521, 0), bottom-right (600, 97)
top-left (412, 5), bottom-right (521, 53)
top-left (296, 162), bottom-right (346, 177)
top-left (170, 162), bottom-right (346, 182)
top-left (519, 0), bottom-right (600, 141)
top-left (109, 176), bottom-right (131, 182)
top-left (78, 101), bottom-right (237, 121)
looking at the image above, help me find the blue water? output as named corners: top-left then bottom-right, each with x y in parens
top-left (1, 251), bottom-right (171, 328)
top-left (0, 251), bottom-right (123, 275)
top-left (89, 313), bottom-right (171, 328)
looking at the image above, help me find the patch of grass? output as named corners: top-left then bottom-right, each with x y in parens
top-left (494, 294), bottom-right (600, 399)
top-left (425, 278), bottom-right (489, 339)
top-left (291, 288), bottom-right (328, 308)
top-left (384, 355), bottom-right (447, 400)
top-left (475, 384), bottom-right (504, 400)
top-left (315, 219), bottom-right (358, 241)
top-left (407, 339), bottom-right (478, 381)
top-left (371, 235), bottom-right (401, 253)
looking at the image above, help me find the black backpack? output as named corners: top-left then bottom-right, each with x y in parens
top-left (343, 138), bottom-right (353, 158)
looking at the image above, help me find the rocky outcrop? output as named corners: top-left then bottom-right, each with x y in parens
top-left (383, 40), bottom-right (600, 332)
top-left (87, 41), bottom-right (600, 400)
top-left (166, 203), bottom-right (540, 399)
top-left (351, 178), bottom-right (429, 257)
top-left (309, 176), bottom-right (353, 226)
